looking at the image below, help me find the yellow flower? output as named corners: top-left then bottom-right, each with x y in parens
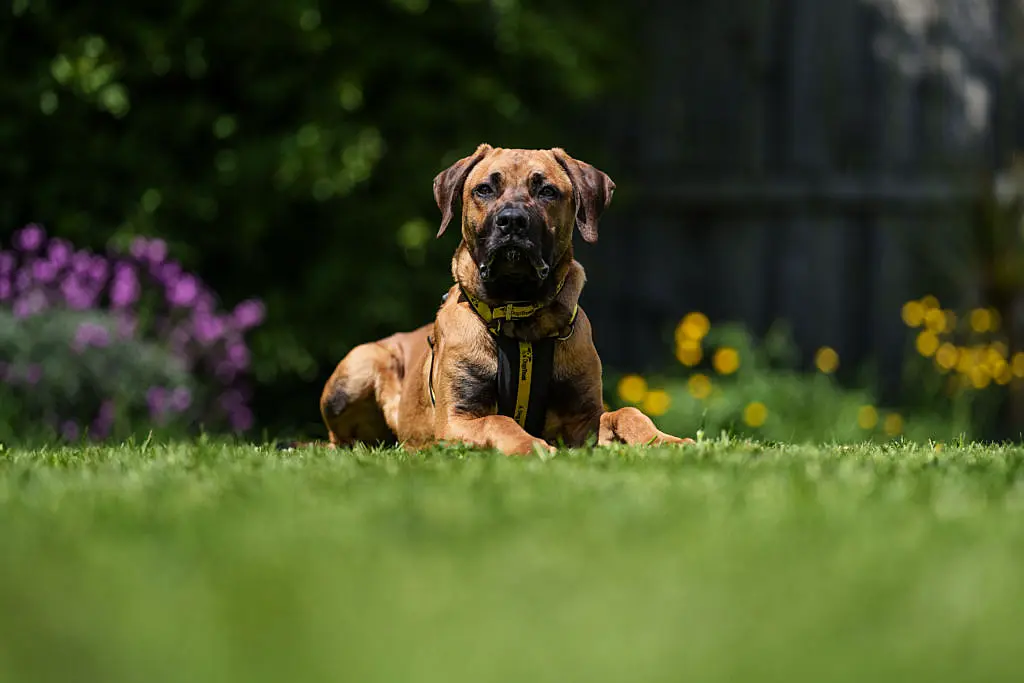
top-left (857, 405), bottom-right (878, 430)
top-left (712, 347), bottom-right (740, 375)
top-left (815, 346), bottom-right (839, 374)
top-left (935, 343), bottom-right (959, 372)
top-left (883, 413), bottom-right (903, 437)
top-left (901, 300), bottom-right (925, 327)
top-left (676, 312), bottom-right (710, 342)
top-left (687, 373), bottom-right (712, 400)
top-left (995, 363), bottom-right (1013, 386)
top-left (915, 330), bottom-right (939, 357)
top-left (969, 367), bottom-right (991, 390)
top-left (987, 348), bottom-right (1008, 370)
top-left (1013, 352), bottom-right (1024, 378)
top-left (675, 338), bottom-right (703, 367)
top-left (956, 347), bottom-right (977, 374)
top-left (944, 310), bottom-right (958, 331)
top-left (743, 401), bottom-right (768, 428)
top-left (924, 308), bottom-right (946, 333)
top-left (642, 389), bottom-right (671, 417)
top-left (617, 374), bottom-right (647, 404)
top-left (969, 308), bottom-right (992, 333)
top-left (920, 295), bottom-right (940, 310)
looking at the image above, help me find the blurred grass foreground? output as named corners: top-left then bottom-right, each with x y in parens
top-left (2, 441), bottom-right (1024, 682)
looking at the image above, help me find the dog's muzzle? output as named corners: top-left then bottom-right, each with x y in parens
top-left (479, 205), bottom-right (551, 282)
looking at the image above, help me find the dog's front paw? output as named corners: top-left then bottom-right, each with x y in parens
top-left (506, 437), bottom-right (555, 456)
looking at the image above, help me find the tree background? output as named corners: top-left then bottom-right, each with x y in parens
top-left (1, 0), bottom-right (636, 435)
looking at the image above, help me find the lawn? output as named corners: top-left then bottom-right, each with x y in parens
top-left (1, 439), bottom-right (1023, 683)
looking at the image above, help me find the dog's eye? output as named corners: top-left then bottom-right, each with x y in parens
top-left (473, 183), bottom-right (495, 199)
top-left (538, 185), bottom-right (560, 200)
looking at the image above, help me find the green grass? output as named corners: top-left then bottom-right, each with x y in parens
top-left (2, 438), bottom-right (1024, 683)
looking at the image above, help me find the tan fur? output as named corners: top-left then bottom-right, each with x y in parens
top-left (318, 145), bottom-right (693, 455)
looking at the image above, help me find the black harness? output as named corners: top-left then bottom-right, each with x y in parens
top-left (494, 333), bottom-right (556, 437)
top-left (427, 288), bottom-right (577, 438)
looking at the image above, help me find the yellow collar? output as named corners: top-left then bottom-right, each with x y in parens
top-left (457, 274), bottom-right (577, 337)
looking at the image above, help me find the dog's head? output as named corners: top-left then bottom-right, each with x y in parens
top-left (433, 144), bottom-right (615, 300)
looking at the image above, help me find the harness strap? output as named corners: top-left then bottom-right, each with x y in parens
top-left (427, 333), bottom-right (437, 406)
top-left (494, 335), bottom-right (554, 437)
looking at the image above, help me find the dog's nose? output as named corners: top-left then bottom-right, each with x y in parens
top-left (494, 206), bottom-right (529, 236)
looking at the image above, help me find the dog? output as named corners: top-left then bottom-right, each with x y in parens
top-left (318, 144), bottom-right (693, 455)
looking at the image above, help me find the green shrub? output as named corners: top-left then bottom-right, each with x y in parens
top-left (608, 322), bottom-right (972, 445)
top-left (0, 309), bottom-right (193, 443)
top-left (0, 225), bottom-right (264, 444)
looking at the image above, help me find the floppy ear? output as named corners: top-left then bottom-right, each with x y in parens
top-left (433, 143), bottom-right (492, 238)
top-left (552, 148), bottom-right (616, 244)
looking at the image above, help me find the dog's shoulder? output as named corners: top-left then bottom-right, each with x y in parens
top-left (434, 286), bottom-right (490, 344)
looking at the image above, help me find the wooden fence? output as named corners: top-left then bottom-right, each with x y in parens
top-left (584, 0), bottom-right (1018, 402)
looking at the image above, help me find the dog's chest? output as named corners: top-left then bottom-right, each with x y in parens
top-left (493, 334), bottom-right (556, 438)
top-left (443, 329), bottom-right (597, 440)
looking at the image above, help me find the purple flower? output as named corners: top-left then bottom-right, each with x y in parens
top-left (13, 291), bottom-right (47, 318)
top-left (168, 273), bottom-right (198, 307)
top-left (155, 261), bottom-right (182, 285)
top-left (228, 405), bottom-right (254, 432)
top-left (61, 421), bottom-right (80, 441)
top-left (71, 251), bottom-right (92, 275)
top-left (232, 299), bottom-right (265, 329)
top-left (61, 276), bottom-right (95, 310)
top-left (130, 237), bottom-right (148, 260)
top-left (88, 256), bottom-right (108, 282)
top-left (110, 263), bottom-right (139, 307)
top-left (13, 224), bottom-right (45, 252)
top-left (146, 386), bottom-right (168, 423)
top-left (31, 258), bottom-right (57, 284)
top-left (92, 400), bottom-right (116, 439)
top-left (193, 312), bottom-right (224, 344)
top-left (24, 364), bottom-right (42, 386)
top-left (14, 269), bottom-right (31, 292)
top-left (169, 387), bottom-right (192, 413)
top-left (72, 322), bottom-right (111, 352)
top-left (193, 291), bottom-right (216, 315)
top-left (3, 230), bottom-right (264, 438)
top-left (226, 341), bottom-right (250, 370)
top-left (48, 239), bottom-right (72, 268)
top-left (147, 239), bottom-right (168, 263)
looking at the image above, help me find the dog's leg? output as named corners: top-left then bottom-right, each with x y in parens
top-left (597, 407), bottom-right (694, 446)
top-left (320, 342), bottom-right (401, 447)
top-left (440, 415), bottom-right (555, 456)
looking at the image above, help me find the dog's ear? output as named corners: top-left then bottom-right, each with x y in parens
top-left (552, 148), bottom-right (615, 244)
top-left (433, 143), bottom-right (492, 238)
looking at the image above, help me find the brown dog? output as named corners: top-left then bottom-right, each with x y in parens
top-left (319, 144), bottom-right (692, 455)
